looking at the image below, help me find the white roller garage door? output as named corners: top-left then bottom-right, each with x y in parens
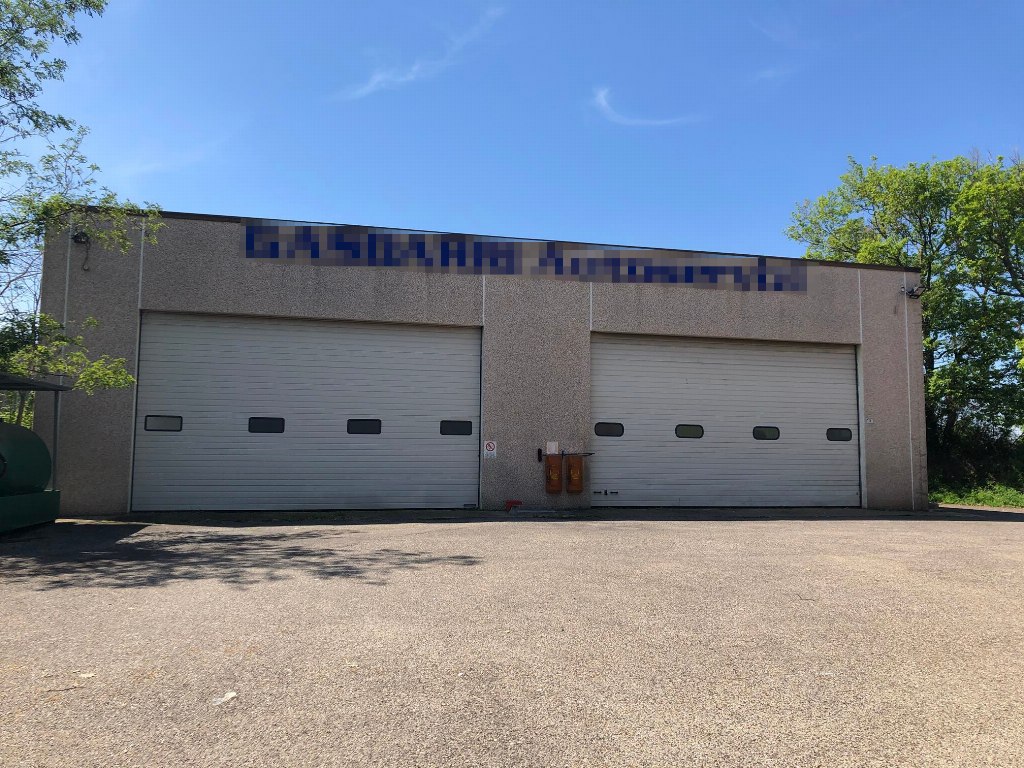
top-left (590, 334), bottom-right (861, 507)
top-left (132, 313), bottom-right (481, 511)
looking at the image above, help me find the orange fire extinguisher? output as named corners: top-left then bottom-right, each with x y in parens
top-left (566, 455), bottom-right (584, 493)
top-left (544, 453), bottom-right (563, 494)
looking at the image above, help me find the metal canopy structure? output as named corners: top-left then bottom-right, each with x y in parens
top-left (0, 372), bottom-right (71, 392)
top-left (0, 372), bottom-right (70, 489)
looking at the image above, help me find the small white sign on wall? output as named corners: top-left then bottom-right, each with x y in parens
top-left (483, 440), bottom-right (497, 458)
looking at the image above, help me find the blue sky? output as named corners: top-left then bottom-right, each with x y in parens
top-left (43, 0), bottom-right (1024, 257)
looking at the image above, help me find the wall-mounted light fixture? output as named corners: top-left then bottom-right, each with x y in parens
top-left (901, 285), bottom-right (925, 299)
top-left (72, 231), bottom-right (92, 271)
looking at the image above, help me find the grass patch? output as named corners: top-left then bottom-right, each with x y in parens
top-left (930, 482), bottom-right (1024, 508)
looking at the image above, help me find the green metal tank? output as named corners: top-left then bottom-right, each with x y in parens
top-left (0, 422), bottom-right (52, 495)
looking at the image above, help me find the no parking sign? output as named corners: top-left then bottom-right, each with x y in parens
top-left (483, 440), bottom-right (497, 458)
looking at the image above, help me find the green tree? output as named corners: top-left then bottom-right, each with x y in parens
top-left (787, 156), bottom-right (1024, 487)
top-left (951, 158), bottom-right (1024, 302)
top-left (0, 1), bottom-right (159, 421)
top-left (1, 0), bottom-right (161, 313)
top-left (0, 311), bottom-right (133, 426)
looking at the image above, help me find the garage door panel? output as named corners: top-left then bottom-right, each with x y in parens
top-left (590, 334), bottom-right (861, 507)
top-left (132, 313), bottom-right (481, 511)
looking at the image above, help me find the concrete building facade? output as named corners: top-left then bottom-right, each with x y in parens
top-left (37, 212), bottom-right (928, 514)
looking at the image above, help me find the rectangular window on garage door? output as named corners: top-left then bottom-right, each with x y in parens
top-left (347, 419), bottom-right (382, 435)
top-left (440, 420), bottom-right (473, 435)
top-left (249, 417), bottom-right (285, 433)
top-left (145, 415), bottom-right (182, 432)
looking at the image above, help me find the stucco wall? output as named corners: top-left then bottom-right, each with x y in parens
top-left (37, 214), bottom-right (928, 514)
top-left (858, 268), bottom-right (929, 508)
top-left (36, 224), bottom-right (142, 515)
top-left (480, 277), bottom-right (591, 510)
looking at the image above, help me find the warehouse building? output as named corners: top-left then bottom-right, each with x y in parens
top-left (37, 211), bottom-right (928, 515)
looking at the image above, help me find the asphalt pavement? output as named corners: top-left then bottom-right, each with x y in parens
top-left (2, 507), bottom-right (1023, 767)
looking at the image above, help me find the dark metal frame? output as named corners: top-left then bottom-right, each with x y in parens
top-left (0, 373), bottom-right (71, 489)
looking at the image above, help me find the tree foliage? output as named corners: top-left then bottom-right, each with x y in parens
top-left (0, 1), bottom-right (158, 421)
top-left (0, 311), bottom-right (133, 425)
top-left (951, 160), bottom-right (1024, 301)
top-left (788, 156), bottom-right (1024, 488)
top-left (1, 0), bottom-right (161, 314)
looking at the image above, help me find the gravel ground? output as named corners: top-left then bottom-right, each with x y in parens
top-left (2, 508), bottom-right (1023, 767)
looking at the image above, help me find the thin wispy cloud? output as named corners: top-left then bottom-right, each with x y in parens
top-left (337, 7), bottom-right (505, 100)
top-left (591, 88), bottom-right (703, 128)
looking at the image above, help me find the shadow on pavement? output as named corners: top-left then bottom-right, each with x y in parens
top-left (3, 506), bottom-right (1020, 591)
top-left (0, 520), bottom-right (481, 590)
